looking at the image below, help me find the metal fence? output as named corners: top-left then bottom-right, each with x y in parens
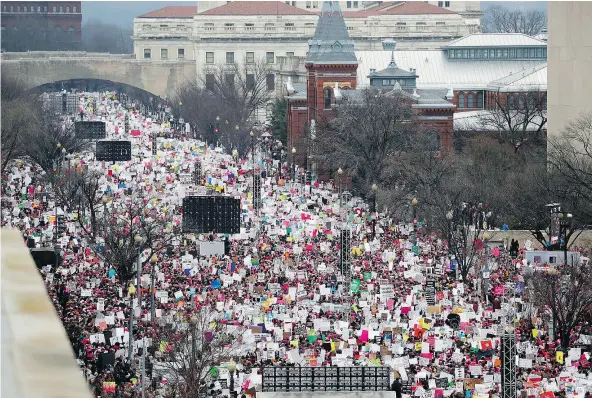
top-left (262, 367), bottom-right (391, 392)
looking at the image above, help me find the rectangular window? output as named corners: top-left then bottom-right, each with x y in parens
top-left (463, 49), bottom-right (468, 58)
top-left (516, 48), bottom-right (523, 58)
top-left (265, 23), bottom-right (275, 31)
top-left (285, 22), bottom-right (295, 31)
top-left (246, 52), bottom-right (255, 64)
top-left (477, 92), bottom-right (483, 108)
top-left (543, 48), bottom-right (547, 58)
top-left (306, 1), bottom-right (312, 8)
top-left (449, 50), bottom-right (455, 59)
top-left (510, 48), bottom-right (516, 58)
top-left (536, 48), bottom-right (543, 58)
top-left (490, 49), bottom-right (495, 58)
top-left (502, 49), bottom-right (508, 58)
top-left (178, 48), bottom-right (185, 59)
top-left (496, 49), bottom-right (502, 58)
top-left (206, 52), bottom-right (214, 64)
top-left (438, 1), bottom-right (443, 6)
top-left (467, 94), bottom-right (474, 108)
top-left (160, 24), bottom-right (168, 31)
top-left (286, 52), bottom-right (294, 57)
top-left (144, 49), bottom-right (151, 59)
top-left (445, 1), bottom-right (450, 6)
top-left (476, 49), bottom-right (482, 59)
top-left (382, 79), bottom-right (390, 86)
top-left (469, 49), bottom-right (475, 58)
top-left (204, 23), bottom-right (214, 31)
top-left (226, 51), bottom-right (235, 64)
top-left (143, 24), bottom-right (151, 31)
top-left (224, 23), bottom-right (235, 31)
top-left (396, 22), bottom-right (406, 31)
top-left (529, 48), bottom-right (536, 58)
top-left (483, 49), bottom-right (488, 59)
top-left (266, 74), bottom-right (275, 91)
top-left (347, 1), bottom-right (352, 8)
top-left (353, 1), bottom-right (358, 7)
top-left (416, 22), bottom-right (427, 31)
top-left (225, 74), bottom-right (235, 87)
top-left (436, 22), bottom-right (446, 26)
top-left (246, 74), bottom-right (255, 90)
top-left (205, 74), bottom-right (215, 90)
top-left (161, 49), bottom-right (168, 59)
top-left (245, 23), bottom-right (254, 31)
top-left (266, 52), bottom-right (275, 64)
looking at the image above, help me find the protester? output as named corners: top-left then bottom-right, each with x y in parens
top-left (2, 91), bottom-right (591, 398)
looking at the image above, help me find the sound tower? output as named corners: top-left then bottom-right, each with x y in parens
top-left (253, 175), bottom-right (261, 211)
top-left (96, 141), bottom-right (132, 162)
top-left (151, 133), bottom-right (157, 155)
top-left (340, 229), bottom-right (351, 276)
top-left (501, 333), bottom-right (517, 398)
top-left (182, 196), bottom-right (240, 234)
top-left (194, 161), bottom-right (202, 185)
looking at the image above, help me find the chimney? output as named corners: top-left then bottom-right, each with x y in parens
top-left (370, 68), bottom-right (376, 74)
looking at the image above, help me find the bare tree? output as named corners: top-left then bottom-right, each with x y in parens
top-left (49, 166), bottom-right (106, 236)
top-left (548, 114), bottom-right (592, 223)
top-left (22, 114), bottom-right (89, 174)
top-left (315, 88), bottom-right (417, 195)
top-left (483, 5), bottom-right (547, 36)
top-left (455, 91), bottom-right (547, 153)
top-left (527, 264), bottom-right (592, 351)
top-left (175, 58), bottom-right (275, 154)
top-left (153, 309), bottom-right (243, 397)
top-left (84, 195), bottom-right (179, 284)
top-left (1, 75), bottom-right (40, 172)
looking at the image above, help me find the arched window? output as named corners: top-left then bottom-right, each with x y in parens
top-left (66, 6), bottom-right (70, 12)
top-left (53, 6), bottom-right (57, 12)
top-left (73, 6), bottom-right (76, 12)
top-left (59, 6), bottom-right (63, 13)
top-left (467, 94), bottom-right (475, 108)
top-left (324, 87), bottom-right (332, 109)
top-left (12, 26), bottom-right (18, 31)
top-left (508, 95), bottom-right (515, 110)
top-left (55, 26), bottom-right (62, 32)
top-left (10, 5), bottom-right (13, 12)
top-left (23, 6), bottom-right (27, 12)
top-left (68, 26), bottom-right (75, 34)
top-left (17, 5), bottom-right (20, 12)
top-left (477, 92), bottom-right (484, 108)
top-left (37, 6), bottom-right (41, 12)
top-left (44, 6), bottom-right (47, 12)
top-left (518, 95), bottom-right (525, 110)
top-left (458, 93), bottom-right (465, 108)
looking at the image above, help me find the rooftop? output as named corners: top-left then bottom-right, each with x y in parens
top-left (444, 33), bottom-right (548, 48)
top-left (487, 64), bottom-right (547, 92)
top-left (198, 1), bottom-right (315, 16)
top-left (137, 5), bottom-right (196, 19)
top-left (365, 1), bottom-right (456, 15)
top-left (356, 50), bottom-right (547, 90)
top-left (454, 110), bottom-right (548, 131)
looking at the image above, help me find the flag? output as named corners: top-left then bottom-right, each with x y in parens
top-left (480, 340), bottom-right (493, 351)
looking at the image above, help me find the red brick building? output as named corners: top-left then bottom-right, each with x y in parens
top-left (1, 1), bottom-right (82, 51)
top-left (285, 2), bottom-right (456, 180)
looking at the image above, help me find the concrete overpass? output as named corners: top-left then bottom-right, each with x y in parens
top-left (0, 51), bottom-right (196, 98)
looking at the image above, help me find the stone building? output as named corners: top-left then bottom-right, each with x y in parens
top-left (0, 1), bottom-right (82, 51)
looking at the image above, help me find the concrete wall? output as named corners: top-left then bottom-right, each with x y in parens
top-left (258, 393), bottom-right (397, 398)
top-left (547, 2), bottom-right (592, 137)
top-left (1, 229), bottom-right (93, 398)
top-left (1, 53), bottom-right (196, 98)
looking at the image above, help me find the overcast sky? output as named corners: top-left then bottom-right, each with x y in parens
top-left (82, 1), bottom-right (547, 29)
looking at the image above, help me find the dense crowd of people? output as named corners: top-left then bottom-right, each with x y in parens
top-left (2, 92), bottom-right (592, 398)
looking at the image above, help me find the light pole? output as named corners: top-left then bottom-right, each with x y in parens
top-left (482, 231), bottom-right (490, 302)
top-left (411, 197), bottom-right (418, 244)
top-left (128, 234), bottom-right (143, 365)
top-left (250, 131), bottom-right (257, 215)
top-left (557, 211), bottom-right (573, 268)
top-left (227, 359), bottom-right (237, 398)
top-left (291, 147), bottom-right (296, 181)
top-left (150, 255), bottom-right (157, 322)
top-left (338, 168), bottom-right (343, 213)
top-left (446, 210), bottom-right (457, 279)
top-left (371, 184), bottom-right (378, 240)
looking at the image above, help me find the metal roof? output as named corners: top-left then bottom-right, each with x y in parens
top-left (454, 110), bottom-right (548, 132)
top-left (444, 33), bottom-right (548, 48)
top-left (487, 64), bottom-right (547, 92)
top-left (198, 1), bottom-right (315, 16)
top-left (306, 1), bottom-right (358, 65)
top-left (356, 50), bottom-right (547, 90)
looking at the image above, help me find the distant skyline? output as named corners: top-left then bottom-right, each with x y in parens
top-left (82, 1), bottom-right (547, 29)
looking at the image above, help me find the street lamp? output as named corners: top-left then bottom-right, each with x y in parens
top-left (482, 232), bottom-right (491, 302)
top-left (228, 359), bottom-right (237, 398)
top-left (371, 184), bottom-right (378, 240)
top-left (411, 197), bottom-right (418, 222)
top-left (338, 168), bottom-right (344, 212)
top-left (129, 234), bottom-right (143, 364)
top-left (250, 131), bottom-right (257, 215)
top-left (150, 255), bottom-right (158, 322)
top-left (291, 147), bottom-right (296, 181)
